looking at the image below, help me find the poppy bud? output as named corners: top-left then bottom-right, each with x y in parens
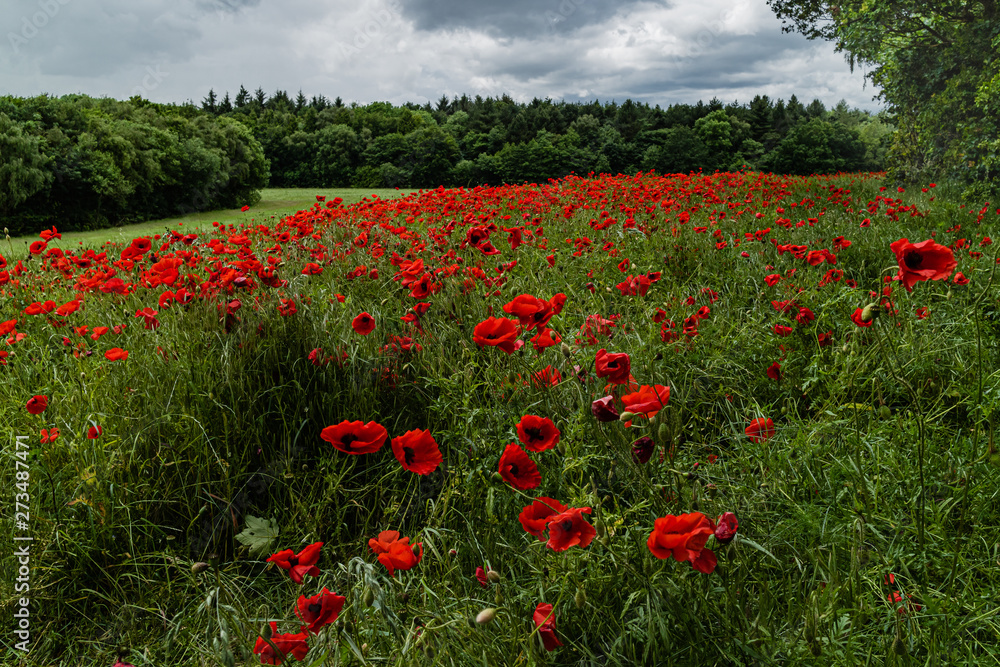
top-left (892, 633), bottom-right (908, 656)
top-left (262, 623), bottom-right (272, 640)
top-left (879, 405), bottom-right (891, 419)
top-left (714, 512), bottom-right (739, 545)
top-left (486, 570), bottom-right (501, 583)
top-left (619, 411), bottom-right (635, 422)
top-left (475, 608), bottom-right (496, 624)
top-left (363, 587), bottom-right (375, 607)
top-left (575, 588), bottom-right (586, 609)
top-left (191, 562), bottom-right (210, 574)
top-left (561, 342), bottom-right (572, 358)
top-left (658, 423), bottom-right (670, 442)
top-left (860, 303), bottom-right (878, 323)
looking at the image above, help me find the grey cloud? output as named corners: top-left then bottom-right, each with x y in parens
top-left (401, 0), bottom-right (668, 38)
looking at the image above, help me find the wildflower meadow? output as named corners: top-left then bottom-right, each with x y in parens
top-left (3, 171), bottom-right (999, 665)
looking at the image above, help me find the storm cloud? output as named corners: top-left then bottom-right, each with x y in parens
top-left (0, 0), bottom-right (880, 110)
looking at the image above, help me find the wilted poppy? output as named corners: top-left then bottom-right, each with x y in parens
top-left (320, 420), bottom-right (388, 454)
top-left (295, 587), bottom-right (346, 634)
top-left (26, 395), bottom-right (48, 415)
top-left (516, 415), bottom-right (560, 452)
top-left (352, 312), bottom-right (376, 335)
top-left (518, 497), bottom-right (567, 540)
top-left (591, 396), bottom-right (619, 422)
top-left (253, 622), bottom-right (310, 664)
top-left (714, 512), bottom-right (739, 545)
top-left (267, 541), bottom-right (324, 584)
top-left (391, 429), bottom-right (442, 475)
top-left (473, 316), bottom-right (521, 354)
top-left (546, 507), bottom-right (596, 551)
top-left (594, 349), bottom-right (630, 384)
top-left (631, 436), bottom-right (655, 464)
top-left (647, 512), bottom-right (718, 574)
top-left (498, 443), bottom-right (541, 490)
top-left (745, 418), bottom-right (775, 443)
top-left (890, 238), bottom-right (957, 291)
top-left (532, 603), bottom-right (563, 651)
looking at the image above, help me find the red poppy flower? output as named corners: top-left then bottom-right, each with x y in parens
top-left (591, 396), bottom-right (619, 422)
top-left (87, 425), bottom-right (103, 439)
top-left (369, 530), bottom-right (422, 576)
top-left (532, 603), bottom-right (563, 651)
top-left (29, 240), bottom-right (47, 255)
top-left (530, 327), bottom-right (561, 352)
top-left (766, 362), bottom-right (782, 381)
top-left (391, 429), bottom-right (442, 475)
top-left (890, 238), bottom-right (957, 291)
top-left (714, 512), bottom-right (739, 545)
top-left (26, 395), bottom-right (48, 415)
top-left (295, 587), bottom-right (346, 634)
top-left (620, 385), bottom-right (670, 419)
top-left (0, 319), bottom-right (16, 337)
top-left (549, 293), bottom-right (567, 314)
top-left (352, 312), bottom-right (376, 335)
top-left (594, 349), bottom-right (630, 384)
top-left (253, 621), bottom-right (310, 664)
top-left (647, 512), bottom-right (718, 574)
top-left (320, 420), bottom-right (388, 455)
top-left (817, 331), bottom-right (833, 346)
top-left (498, 443), bottom-right (541, 490)
top-left (953, 272), bottom-right (969, 285)
top-left (267, 541), bottom-right (323, 584)
top-left (475, 565), bottom-right (490, 587)
top-left (502, 294), bottom-right (553, 331)
top-left (745, 417), bottom-right (775, 443)
top-left (104, 348), bottom-right (129, 361)
top-left (546, 507), bottom-right (596, 551)
top-left (473, 317), bottom-right (522, 354)
top-left (39, 427), bottom-right (59, 443)
top-left (518, 497), bottom-right (567, 540)
top-left (277, 299), bottom-right (297, 316)
top-left (55, 300), bottom-right (80, 317)
top-left (772, 324), bottom-right (792, 337)
top-left (516, 415), bottom-right (560, 452)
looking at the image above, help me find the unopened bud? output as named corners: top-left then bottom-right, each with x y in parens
top-left (561, 342), bottom-right (572, 358)
top-left (475, 608), bottom-right (496, 624)
top-left (486, 570), bottom-right (501, 583)
top-left (619, 411), bottom-right (635, 421)
top-left (191, 562), bottom-right (210, 574)
top-left (575, 588), bottom-right (586, 609)
top-left (860, 303), bottom-right (878, 323)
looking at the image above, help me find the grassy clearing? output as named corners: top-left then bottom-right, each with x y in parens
top-left (6, 188), bottom-right (416, 249)
top-left (2, 172), bottom-right (999, 666)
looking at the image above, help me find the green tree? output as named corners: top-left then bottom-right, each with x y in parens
top-left (0, 112), bottom-right (51, 215)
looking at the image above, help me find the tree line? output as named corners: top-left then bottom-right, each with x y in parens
top-left (1, 90), bottom-right (890, 234)
top-left (0, 95), bottom-right (269, 237)
top-left (202, 86), bottom-right (891, 189)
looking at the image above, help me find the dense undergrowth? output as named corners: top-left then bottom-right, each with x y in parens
top-left (2, 172), bottom-right (999, 666)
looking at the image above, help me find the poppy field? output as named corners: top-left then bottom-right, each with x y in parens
top-left (3, 171), bottom-right (1000, 665)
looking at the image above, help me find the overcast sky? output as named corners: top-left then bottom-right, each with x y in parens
top-left (1, 0), bottom-right (882, 111)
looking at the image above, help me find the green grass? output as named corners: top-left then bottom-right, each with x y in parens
top-left (7, 188), bottom-right (417, 248)
top-left (2, 172), bottom-right (1000, 666)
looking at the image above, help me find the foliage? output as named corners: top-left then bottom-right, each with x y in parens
top-left (2, 171), bottom-right (999, 665)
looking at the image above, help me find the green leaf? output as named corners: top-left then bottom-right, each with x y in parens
top-left (235, 516), bottom-right (279, 557)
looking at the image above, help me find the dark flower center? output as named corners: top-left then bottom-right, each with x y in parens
top-left (403, 446), bottom-right (415, 466)
top-left (558, 519), bottom-right (574, 532)
top-left (508, 463), bottom-right (519, 476)
top-left (308, 602), bottom-right (322, 614)
top-left (903, 250), bottom-right (923, 270)
top-left (525, 427), bottom-right (543, 442)
top-left (341, 434), bottom-right (360, 449)
top-left (288, 556), bottom-right (299, 567)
